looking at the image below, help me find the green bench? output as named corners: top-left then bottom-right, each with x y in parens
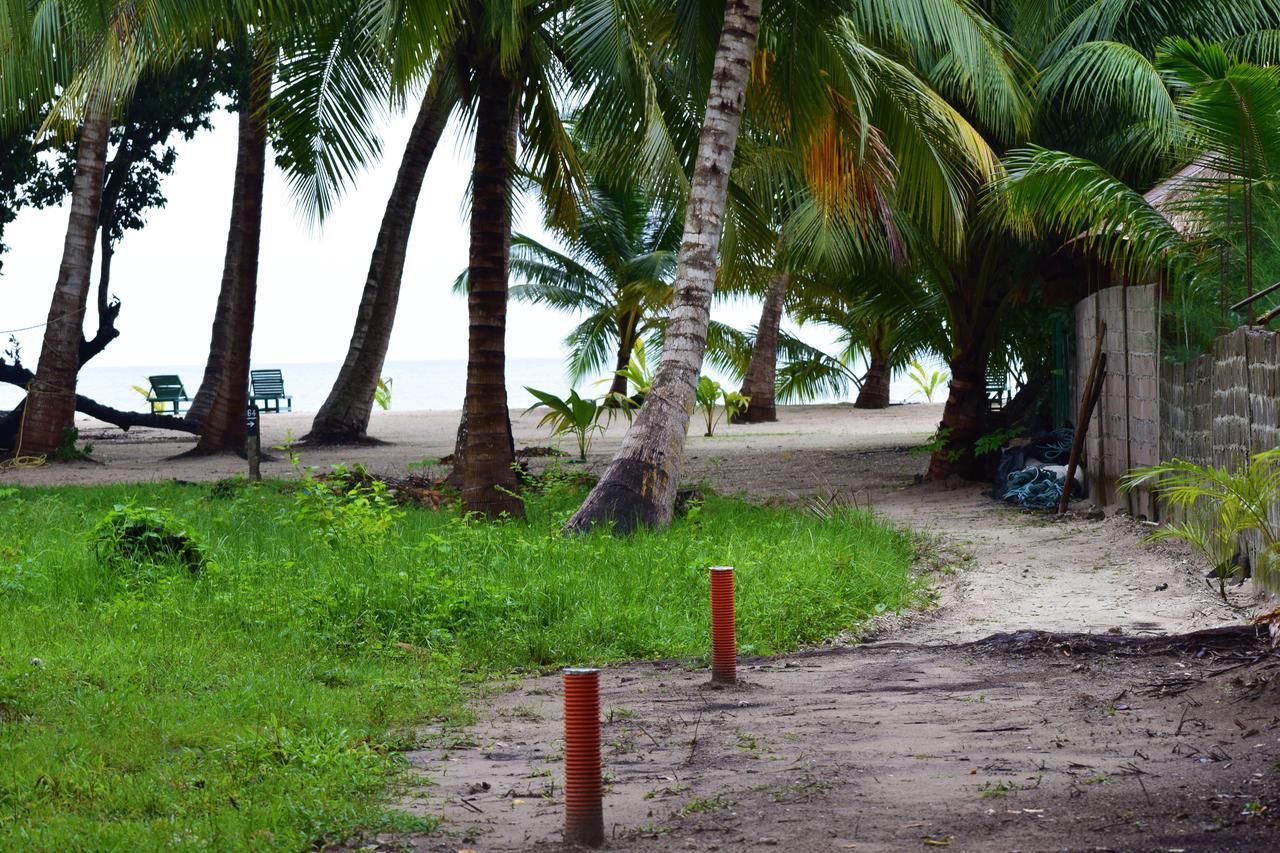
top-left (146, 375), bottom-right (191, 415)
top-left (250, 369), bottom-right (292, 413)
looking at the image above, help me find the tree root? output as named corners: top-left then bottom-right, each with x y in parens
top-left (963, 625), bottom-right (1268, 658)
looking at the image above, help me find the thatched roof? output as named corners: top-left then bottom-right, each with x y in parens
top-left (1142, 160), bottom-right (1228, 238)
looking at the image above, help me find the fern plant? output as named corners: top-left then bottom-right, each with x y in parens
top-left (1120, 450), bottom-right (1280, 598)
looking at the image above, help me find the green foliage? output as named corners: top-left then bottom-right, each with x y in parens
top-left (1121, 450), bottom-right (1280, 597)
top-left (291, 464), bottom-right (404, 549)
top-left (525, 387), bottom-right (631, 460)
top-left (611, 339), bottom-right (655, 398)
top-left (0, 480), bottom-right (915, 848)
top-left (88, 502), bottom-right (206, 577)
top-left (373, 377), bottom-right (393, 411)
top-left (905, 359), bottom-right (949, 404)
top-left (914, 427), bottom-right (959, 461)
top-left (975, 426), bottom-right (1026, 457)
top-left (53, 427), bottom-right (93, 462)
top-left (695, 376), bottom-right (749, 437)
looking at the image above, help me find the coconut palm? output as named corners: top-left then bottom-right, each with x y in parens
top-left (508, 177), bottom-right (681, 397)
top-left (303, 61), bottom-right (458, 444)
top-left (917, 0), bottom-right (1280, 480)
top-left (0, 2), bottom-right (124, 457)
top-left (567, 0), bottom-right (1025, 532)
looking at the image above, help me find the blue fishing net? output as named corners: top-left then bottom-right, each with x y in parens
top-left (1000, 466), bottom-right (1083, 510)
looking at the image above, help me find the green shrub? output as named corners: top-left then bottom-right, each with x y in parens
top-left (88, 503), bottom-right (206, 576)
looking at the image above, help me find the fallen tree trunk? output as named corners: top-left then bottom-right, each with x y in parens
top-left (1, 362), bottom-right (199, 449)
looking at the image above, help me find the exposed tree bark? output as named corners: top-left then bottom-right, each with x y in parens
top-left (306, 78), bottom-right (452, 444)
top-left (927, 341), bottom-right (988, 480)
top-left (854, 348), bottom-right (890, 409)
top-left (186, 55), bottom-right (270, 454)
top-left (733, 272), bottom-right (788, 423)
top-left (608, 310), bottom-right (642, 397)
top-left (927, 276), bottom-right (1009, 480)
top-left (565, 0), bottom-right (763, 534)
top-left (459, 65), bottom-right (523, 517)
top-left (15, 100), bottom-right (112, 458)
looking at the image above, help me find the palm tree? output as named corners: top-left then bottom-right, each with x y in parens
top-left (567, 0), bottom-right (1022, 532)
top-left (507, 177), bottom-right (680, 397)
top-left (436, 0), bottom-right (590, 518)
top-left (564, 0), bottom-right (766, 533)
top-left (919, 0), bottom-right (1280, 480)
top-left (0, 3), bottom-right (120, 457)
top-left (996, 38), bottom-right (1280, 330)
top-left (304, 65), bottom-right (457, 444)
top-left (184, 44), bottom-right (273, 453)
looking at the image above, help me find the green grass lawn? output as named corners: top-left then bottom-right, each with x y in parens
top-left (0, 472), bottom-right (918, 849)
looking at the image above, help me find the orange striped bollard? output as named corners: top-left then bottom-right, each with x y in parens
top-left (709, 566), bottom-right (737, 684)
top-left (562, 667), bottom-right (604, 846)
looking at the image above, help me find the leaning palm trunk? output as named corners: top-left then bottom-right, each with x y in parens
top-left (564, 0), bottom-right (763, 534)
top-left (459, 66), bottom-right (522, 518)
top-left (306, 80), bottom-right (452, 444)
top-left (733, 272), bottom-right (788, 423)
top-left (187, 56), bottom-right (270, 453)
top-left (16, 100), bottom-right (112, 458)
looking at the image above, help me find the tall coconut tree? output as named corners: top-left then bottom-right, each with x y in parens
top-left (564, 0), bottom-right (766, 533)
top-left (566, 0), bottom-right (1023, 532)
top-left (303, 63), bottom-right (458, 444)
top-left (913, 0), bottom-right (1280, 480)
top-left (0, 2), bottom-right (122, 457)
top-left (184, 44), bottom-right (274, 453)
top-left (505, 177), bottom-right (680, 396)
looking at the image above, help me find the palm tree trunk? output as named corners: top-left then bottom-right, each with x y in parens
top-left (608, 311), bottom-right (641, 397)
top-left (306, 78), bottom-right (452, 444)
top-left (927, 280), bottom-right (1001, 480)
top-left (926, 344), bottom-right (986, 479)
top-left (16, 100), bottom-right (111, 458)
top-left (459, 65), bottom-right (522, 518)
top-left (733, 272), bottom-right (788, 423)
top-left (854, 347), bottom-right (891, 409)
top-left (564, 0), bottom-right (763, 534)
top-left (187, 55), bottom-right (270, 453)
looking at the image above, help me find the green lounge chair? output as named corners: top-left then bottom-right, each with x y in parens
top-left (146, 375), bottom-right (190, 415)
top-left (250, 369), bottom-right (293, 413)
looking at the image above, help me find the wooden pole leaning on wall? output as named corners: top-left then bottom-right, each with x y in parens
top-left (1059, 322), bottom-right (1107, 515)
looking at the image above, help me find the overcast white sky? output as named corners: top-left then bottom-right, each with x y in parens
top-left (1, 105), bottom-right (786, 369)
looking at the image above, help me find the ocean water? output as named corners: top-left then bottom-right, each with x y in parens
top-left (0, 357), bottom-right (929, 414)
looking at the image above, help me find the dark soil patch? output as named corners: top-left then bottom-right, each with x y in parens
top-left (365, 635), bottom-right (1280, 852)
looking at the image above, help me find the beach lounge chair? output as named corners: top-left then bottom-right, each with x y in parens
top-left (146, 375), bottom-right (191, 414)
top-left (250, 369), bottom-right (293, 413)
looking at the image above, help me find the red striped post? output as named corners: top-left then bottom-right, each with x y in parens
top-left (562, 667), bottom-right (604, 846)
top-left (709, 566), bottom-right (737, 684)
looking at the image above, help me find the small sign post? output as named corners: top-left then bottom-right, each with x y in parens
top-left (246, 403), bottom-right (261, 482)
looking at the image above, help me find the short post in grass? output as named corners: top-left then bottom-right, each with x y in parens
top-left (562, 667), bottom-right (604, 847)
top-left (245, 404), bottom-right (261, 482)
top-left (709, 566), bottom-right (737, 684)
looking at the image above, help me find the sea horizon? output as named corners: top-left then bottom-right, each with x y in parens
top-left (1, 357), bottom-right (930, 415)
